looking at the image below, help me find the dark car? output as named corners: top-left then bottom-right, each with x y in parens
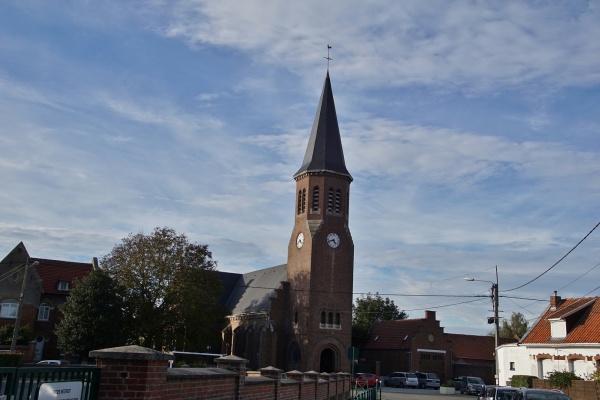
top-left (511, 388), bottom-right (572, 400)
top-left (415, 372), bottom-right (440, 389)
top-left (460, 376), bottom-right (485, 396)
top-left (481, 386), bottom-right (518, 400)
top-left (352, 373), bottom-right (380, 388)
top-left (454, 376), bottom-right (464, 390)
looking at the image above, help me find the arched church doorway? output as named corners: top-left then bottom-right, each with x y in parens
top-left (319, 348), bottom-right (336, 372)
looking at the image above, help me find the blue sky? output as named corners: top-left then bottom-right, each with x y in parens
top-left (1, 0), bottom-right (599, 335)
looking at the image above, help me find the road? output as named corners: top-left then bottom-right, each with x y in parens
top-left (361, 386), bottom-right (475, 400)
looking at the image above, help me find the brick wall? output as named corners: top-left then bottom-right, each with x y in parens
top-left (90, 345), bottom-right (351, 400)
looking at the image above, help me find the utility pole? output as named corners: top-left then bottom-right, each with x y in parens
top-left (492, 265), bottom-right (499, 385)
top-left (10, 260), bottom-right (39, 352)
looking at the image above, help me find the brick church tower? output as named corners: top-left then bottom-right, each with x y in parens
top-left (219, 72), bottom-right (353, 373)
top-left (285, 71), bottom-right (354, 373)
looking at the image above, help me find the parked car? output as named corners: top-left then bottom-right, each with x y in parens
top-left (415, 372), bottom-right (440, 389)
top-left (37, 360), bottom-right (61, 365)
top-left (511, 388), bottom-right (572, 400)
top-left (460, 376), bottom-right (485, 396)
top-left (352, 373), bottom-right (380, 388)
top-left (454, 376), bottom-right (464, 390)
top-left (384, 371), bottom-right (419, 388)
top-left (480, 385), bottom-right (518, 400)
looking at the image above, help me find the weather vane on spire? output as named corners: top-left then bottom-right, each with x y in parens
top-left (324, 44), bottom-right (332, 71)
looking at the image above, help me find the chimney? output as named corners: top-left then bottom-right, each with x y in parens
top-left (550, 291), bottom-right (561, 311)
top-left (92, 257), bottom-right (99, 269)
top-left (425, 310), bottom-right (436, 320)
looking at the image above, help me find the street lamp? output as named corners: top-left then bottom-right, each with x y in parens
top-left (465, 265), bottom-right (499, 385)
top-left (11, 259), bottom-right (39, 352)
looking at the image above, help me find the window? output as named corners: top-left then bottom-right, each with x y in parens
top-left (38, 304), bottom-right (50, 321)
top-left (0, 300), bottom-right (19, 318)
top-left (57, 281), bottom-right (70, 291)
top-left (312, 186), bottom-right (319, 211)
top-left (327, 187), bottom-right (334, 212)
top-left (509, 362), bottom-right (515, 371)
top-left (335, 189), bottom-right (341, 214)
top-left (297, 190), bottom-right (302, 214)
top-left (320, 310), bottom-right (341, 330)
top-left (301, 188), bottom-right (306, 213)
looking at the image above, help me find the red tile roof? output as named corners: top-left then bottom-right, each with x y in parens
top-left (522, 296), bottom-right (600, 344)
top-left (32, 258), bottom-right (94, 295)
top-left (362, 318), bottom-right (425, 350)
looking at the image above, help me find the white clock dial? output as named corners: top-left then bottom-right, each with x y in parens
top-left (327, 233), bottom-right (340, 248)
top-left (296, 232), bottom-right (304, 248)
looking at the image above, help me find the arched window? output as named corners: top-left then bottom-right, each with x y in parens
top-left (327, 188), bottom-right (334, 213)
top-left (0, 299), bottom-right (18, 318)
top-left (294, 311), bottom-right (299, 327)
top-left (297, 190), bottom-right (302, 215)
top-left (328, 312), bottom-right (333, 325)
top-left (335, 312), bottom-right (341, 326)
top-left (312, 186), bottom-right (320, 211)
top-left (335, 189), bottom-right (342, 214)
top-left (290, 342), bottom-right (301, 363)
top-left (38, 303), bottom-right (51, 321)
top-left (321, 312), bottom-right (326, 324)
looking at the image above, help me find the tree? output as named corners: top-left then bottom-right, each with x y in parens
top-left (101, 227), bottom-right (225, 352)
top-left (352, 292), bottom-right (407, 346)
top-left (55, 269), bottom-right (127, 359)
top-left (499, 312), bottom-right (529, 339)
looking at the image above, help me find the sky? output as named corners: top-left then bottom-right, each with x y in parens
top-left (1, 0), bottom-right (599, 335)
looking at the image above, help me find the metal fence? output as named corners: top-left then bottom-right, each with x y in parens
top-left (350, 381), bottom-right (380, 400)
top-left (0, 366), bottom-right (100, 400)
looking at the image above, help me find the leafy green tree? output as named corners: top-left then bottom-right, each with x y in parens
top-left (55, 269), bottom-right (127, 359)
top-left (352, 292), bottom-right (407, 346)
top-left (499, 312), bottom-right (529, 339)
top-left (0, 324), bottom-right (33, 346)
top-left (101, 227), bottom-right (224, 351)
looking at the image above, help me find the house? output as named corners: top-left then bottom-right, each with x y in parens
top-left (497, 292), bottom-right (600, 385)
top-left (219, 72), bottom-right (355, 373)
top-left (360, 310), bottom-right (516, 384)
top-left (0, 242), bottom-right (96, 361)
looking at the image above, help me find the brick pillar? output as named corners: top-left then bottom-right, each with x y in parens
top-left (286, 370), bottom-right (305, 399)
top-left (260, 366), bottom-right (283, 400)
top-left (216, 354), bottom-right (248, 400)
top-left (89, 345), bottom-right (173, 400)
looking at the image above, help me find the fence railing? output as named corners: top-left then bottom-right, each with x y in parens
top-left (0, 366), bottom-right (100, 400)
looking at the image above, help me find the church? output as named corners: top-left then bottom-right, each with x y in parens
top-left (219, 72), bottom-right (354, 373)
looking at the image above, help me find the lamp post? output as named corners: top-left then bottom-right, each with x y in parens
top-left (465, 265), bottom-right (499, 385)
top-left (10, 260), bottom-right (39, 352)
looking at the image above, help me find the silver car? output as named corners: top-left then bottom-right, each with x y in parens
top-left (385, 371), bottom-right (419, 388)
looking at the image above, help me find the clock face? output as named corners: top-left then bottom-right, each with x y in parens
top-left (428, 334), bottom-right (435, 343)
top-left (327, 233), bottom-right (340, 248)
top-left (296, 232), bottom-right (304, 248)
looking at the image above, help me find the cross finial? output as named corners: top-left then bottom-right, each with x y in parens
top-left (324, 44), bottom-right (332, 71)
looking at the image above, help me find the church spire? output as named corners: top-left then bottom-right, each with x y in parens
top-left (294, 72), bottom-right (352, 181)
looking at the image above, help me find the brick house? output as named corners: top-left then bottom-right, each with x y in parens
top-left (497, 292), bottom-right (600, 385)
top-left (220, 72), bottom-right (354, 374)
top-left (360, 310), bottom-right (516, 384)
top-left (0, 242), bottom-right (95, 360)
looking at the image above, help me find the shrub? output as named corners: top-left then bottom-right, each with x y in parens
top-left (511, 375), bottom-right (537, 388)
top-left (546, 370), bottom-right (582, 390)
top-left (442, 379), bottom-right (455, 388)
top-left (0, 353), bottom-right (21, 367)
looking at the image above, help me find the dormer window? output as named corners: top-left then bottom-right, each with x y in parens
top-left (57, 281), bottom-right (70, 291)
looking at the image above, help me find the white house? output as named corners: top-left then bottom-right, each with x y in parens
top-left (497, 292), bottom-right (600, 385)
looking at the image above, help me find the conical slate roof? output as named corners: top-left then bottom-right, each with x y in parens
top-left (294, 72), bottom-right (352, 180)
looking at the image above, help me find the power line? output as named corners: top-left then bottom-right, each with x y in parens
top-left (503, 219), bottom-right (600, 292)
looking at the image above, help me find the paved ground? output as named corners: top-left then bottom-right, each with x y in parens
top-left (363, 387), bottom-right (474, 400)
